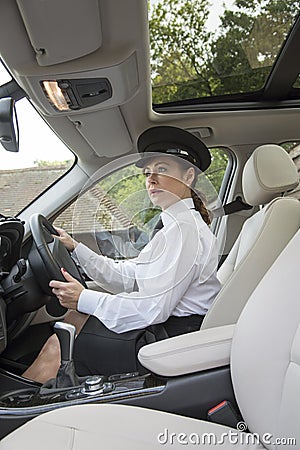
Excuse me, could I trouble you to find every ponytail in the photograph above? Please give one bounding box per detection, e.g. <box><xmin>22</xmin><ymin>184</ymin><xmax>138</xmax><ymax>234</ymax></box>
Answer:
<box><xmin>191</xmin><ymin>189</ymin><xmax>211</xmax><ymax>225</ymax></box>
<box><xmin>177</xmin><ymin>158</ymin><xmax>211</xmax><ymax>225</ymax></box>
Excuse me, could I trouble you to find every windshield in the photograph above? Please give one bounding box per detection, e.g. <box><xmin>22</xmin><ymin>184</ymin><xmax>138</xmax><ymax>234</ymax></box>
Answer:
<box><xmin>149</xmin><ymin>0</ymin><xmax>299</xmax><ymax>105</ymax></box>
<box><xmin>0</xmin><ymin>62</ymin><xmax>74</xmax><ymax>216</ymax></box>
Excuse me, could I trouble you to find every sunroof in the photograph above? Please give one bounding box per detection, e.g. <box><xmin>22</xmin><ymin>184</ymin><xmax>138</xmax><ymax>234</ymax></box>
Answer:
<box><xmin>149</xmin><ymin>0</ymin><xmax>298</xmax><ymax>105</ymax></box>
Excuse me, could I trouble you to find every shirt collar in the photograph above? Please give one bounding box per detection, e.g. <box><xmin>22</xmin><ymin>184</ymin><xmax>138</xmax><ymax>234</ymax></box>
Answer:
<box><xmin>161</xmin><ymin>198</ymin><xmax>195</xmax><ymax>227</ymax></box>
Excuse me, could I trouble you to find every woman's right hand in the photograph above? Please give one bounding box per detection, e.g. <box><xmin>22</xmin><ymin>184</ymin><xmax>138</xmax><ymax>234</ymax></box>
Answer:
<box><xmin>54</xmin><ymin>227</ymin><xmax>78</xmax><ymax>252</ymax></box>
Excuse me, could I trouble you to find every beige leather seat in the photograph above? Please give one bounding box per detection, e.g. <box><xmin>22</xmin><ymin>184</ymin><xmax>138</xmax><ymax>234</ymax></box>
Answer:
<box><xmin>2</xmin><ymin>220</ymin><xmax>300</xmax><ymax>449</ymax></box>
<box><xmin>202</xmin><ymin>143</ymin><xmax>300</xmax><ymax>330</ymax></box>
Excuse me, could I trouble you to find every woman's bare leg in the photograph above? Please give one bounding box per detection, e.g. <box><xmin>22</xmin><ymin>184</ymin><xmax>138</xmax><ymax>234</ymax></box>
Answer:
<box><xmin>63</xmin><ymin>310</ymin><xmax>89</xmax><ymax>336</ymax></box>
<box><xmin>22</xmin><ymin>334</ymin><xmax>61</xmax><ymax>384</ymax></box>
<box><xmin>22</xmin><ymin>311</ymin><xmax>89</xmax><ymax>383</ymax></box>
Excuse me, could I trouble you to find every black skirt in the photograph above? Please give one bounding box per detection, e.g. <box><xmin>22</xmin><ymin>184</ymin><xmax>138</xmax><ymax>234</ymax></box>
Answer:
<box><xmin>73</xmin><ymin>314</ymin><xmax>205</xmax><ymax>376</ymax></box>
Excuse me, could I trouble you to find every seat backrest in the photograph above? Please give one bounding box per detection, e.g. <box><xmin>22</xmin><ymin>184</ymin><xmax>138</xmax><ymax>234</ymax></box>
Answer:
<box><xmin>202</xmin><ymin>144</ymin><xmax>300</xmax><ymax>330</ymax></box>
<box><xmin>231</xmin><ymin>227</ymin><xmax>300</xmax><ymax>446</ymax></box>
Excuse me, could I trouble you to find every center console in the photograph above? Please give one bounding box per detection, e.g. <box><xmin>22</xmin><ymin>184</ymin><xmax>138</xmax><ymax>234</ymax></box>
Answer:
<box><xmin>0</xmin><ymin>322</ymin><xmax>237</xmax><ymax>440</ymax></box>
<box><xmin>0</xmin><ymin>368</ymin><xmax>166</xmax><ymax>439</ymax></box>
<box><xmin>0</xmin><ymin>371</ymin><xmax>164</xmax><ymax>410</ymax></box>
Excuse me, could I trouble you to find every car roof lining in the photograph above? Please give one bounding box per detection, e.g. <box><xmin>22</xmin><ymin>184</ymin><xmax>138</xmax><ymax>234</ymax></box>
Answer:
<box><xmin>0</xmin><ymin>1</ymin><xmax>300</xmax><ymax>168</ymax></box>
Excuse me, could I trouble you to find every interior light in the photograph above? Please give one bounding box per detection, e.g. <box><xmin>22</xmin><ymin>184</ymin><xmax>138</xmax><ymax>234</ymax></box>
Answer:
<box><xmin>42</xmin><ymin>81</ymin><xmax>70</xmax><ymax>111</ymax></box>
<box><xmin>41</xmin><ymin>78</ymin><xmax>112</xmax><ymax>112</ymax></box>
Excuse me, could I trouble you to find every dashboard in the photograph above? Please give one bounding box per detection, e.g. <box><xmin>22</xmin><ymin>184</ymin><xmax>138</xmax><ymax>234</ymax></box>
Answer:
<box><xmin>0</xmin><ymin>217</ymin><xmax>50</xmax><ymax>351</ymax></box>
<box><xmin>0</xmin><ymin>296</ymin><xmax>5</xmax><ymax>353</ymax></box>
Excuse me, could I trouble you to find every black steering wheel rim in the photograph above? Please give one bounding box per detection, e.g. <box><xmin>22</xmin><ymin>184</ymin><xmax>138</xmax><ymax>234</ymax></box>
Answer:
<box><xmin>29</xmin><ymin>213</ymin><xmax>87</xmax><ymax>316</ymax></box>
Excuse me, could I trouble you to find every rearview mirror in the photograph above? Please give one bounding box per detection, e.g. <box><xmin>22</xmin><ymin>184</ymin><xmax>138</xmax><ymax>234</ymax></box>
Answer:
<box><xmin>0</xmin><ymin>97</ymin><xmax>19</xmax><ymax>152</ymax></box>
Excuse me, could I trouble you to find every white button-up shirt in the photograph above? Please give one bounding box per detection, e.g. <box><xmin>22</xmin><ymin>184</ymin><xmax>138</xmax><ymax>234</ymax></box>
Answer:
<box><xmin>75</xmin><ymin>198</ymin><xmax>221</xmax><ymax>333</ymax></box>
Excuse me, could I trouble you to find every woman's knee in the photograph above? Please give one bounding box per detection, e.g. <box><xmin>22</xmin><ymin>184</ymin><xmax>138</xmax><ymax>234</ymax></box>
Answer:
<box><xmin>63</xmin><ymin>310</ymin><xmax>89</xmax><ymax>335</ymax></box>
<box><xmin>40</xmin><ymin>334</ymin><xmax>61</xmax><ymax>359</ymax></box>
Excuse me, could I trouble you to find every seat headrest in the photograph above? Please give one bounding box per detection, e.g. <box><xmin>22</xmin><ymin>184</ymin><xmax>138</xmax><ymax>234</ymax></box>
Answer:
<box><xmin>242</xmin><ymin>144</ymin><xmax>299</xmax><ymax>206</ymax></box>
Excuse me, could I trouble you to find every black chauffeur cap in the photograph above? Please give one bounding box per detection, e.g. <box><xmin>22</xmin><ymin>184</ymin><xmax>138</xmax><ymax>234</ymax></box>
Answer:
<box><xmin>136</xmin><ymin>126</ymin><xmax>211</xmax><ymax>172</ymax></box>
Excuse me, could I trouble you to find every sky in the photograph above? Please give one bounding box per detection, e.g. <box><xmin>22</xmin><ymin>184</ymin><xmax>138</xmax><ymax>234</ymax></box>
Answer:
<box><xmin>0</xmin><ymin>67</ymin><xmax>73</xmax><ymax>170</ymax></box>
<box><xmin>149</xmin><ymin>0</ymin><xmax>235</xmax><ymax>30</ymax></box>
<box><xmin>0</xmin><ymin>0</ymin><xmax>234</xmax><ymax>170</ymax></box>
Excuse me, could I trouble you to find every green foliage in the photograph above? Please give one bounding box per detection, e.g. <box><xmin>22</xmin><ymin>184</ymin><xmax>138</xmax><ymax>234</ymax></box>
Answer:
<box><xmin>281</xmin><ymin>141</ymin><xmax>300</xmax><ymax>153</ymax></box>
<box><xmin>97</xmin><ymin>165</ymin><xmax>160</xmax><ymax>228</ymax></box>
<box><xmin>97</xmin><ymin>151</ymin><xmax>228</xmax><ymax>226</ymax></box>
<box><xmin>34</xmin><ymin>159</ymin><xmax>72</xmax><ymax>168</ymax></box>
<box><xmin>206</xmin><ymin>148</ymin><xmax>229</xmax><ymax>193</ymax></box>
<box><xmin>211</xmin><ymin>0</ymin><xmax>299</xmax><ymax>95</ymax></box>
<box><xmin>99</xmin><ymin>165</ymin><xmax>144</xmax><ymax>204</ymax></box>
<box><xmin>149</xmin><ymin>0</ymin><xmax>300</xmax><ymax>103</ymax></box>
<box><xmin>145</xmin><ymin>0</ymin><xmax>298</xmax><ymax>196</ymax></box>
<box><xmin>149</xmin><ymin>0</ymin><xmax>214</xmax><ymax>102</ymax></box>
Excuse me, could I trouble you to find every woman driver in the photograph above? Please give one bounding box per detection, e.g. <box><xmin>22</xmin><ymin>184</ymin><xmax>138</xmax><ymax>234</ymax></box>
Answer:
<box><xmin>23</xmin><ymin>126</ymin><xmax>221</xmax><ymax>382</ymax></box>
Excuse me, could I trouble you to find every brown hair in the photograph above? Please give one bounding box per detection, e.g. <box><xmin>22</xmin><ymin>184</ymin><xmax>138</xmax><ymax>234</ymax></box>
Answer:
<box><xmin>191</xmin><ymin>188</ymin><xmax>211</xmax><ymax>225</ymax></box>
<box><xmin>177</xmin><ymin>158</ymin><xmax>211</xmax><ymax>225</ymax></box>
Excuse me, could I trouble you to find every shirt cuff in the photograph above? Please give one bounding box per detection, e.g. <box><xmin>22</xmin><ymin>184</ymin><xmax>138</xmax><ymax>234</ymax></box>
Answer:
<box><xmin>77</xmin><ymin>288</ymin><xmax>103</xmax><ymax>316</ymax></box>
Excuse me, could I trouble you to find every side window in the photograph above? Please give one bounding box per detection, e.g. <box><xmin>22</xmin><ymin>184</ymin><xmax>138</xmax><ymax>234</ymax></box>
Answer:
<box><xmin>282</xmin><ymin>142</ymin><xmax>300</xmax><ymax>200</ymax></box>
<box><xmin>54</xmin><ymin>148</ymin><xmax>230</xmax><ymax>259</ymax></box>
<box><xmin>206</xmin><ymin>148</ymin><xmax>230</xmax><ymax>194</ymax></box>
<box><xmin>54</xmin><ymin>164</ymin><xmax>158</xmax><ymax>259</ymax></box>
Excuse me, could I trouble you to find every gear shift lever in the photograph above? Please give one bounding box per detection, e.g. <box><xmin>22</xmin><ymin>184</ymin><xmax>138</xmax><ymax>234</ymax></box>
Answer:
<box><xmin>54</xmin><ymin>322</ymin><xmax>76</xmax><ymax>362</ymax></box>
<box><xmin>53</xmin><ymin>322</ymin><xmax>80</xmax><ymax>387</ymax></box>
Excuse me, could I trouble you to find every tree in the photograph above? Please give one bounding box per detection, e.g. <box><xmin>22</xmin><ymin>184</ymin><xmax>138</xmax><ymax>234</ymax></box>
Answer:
<box><xmin>149</xmin><ymin>0</ymin><xmax>215</xmax><ymax>103</ymax></box>
<box><xmin>206</xmin><ymin>148</ymin><xmax>229</xmax><ymax>194</ymax></box>
<box><xmin>149</xmin><ymin>0</ymin><xmax>300</xmax><ymax>103</ymax></box>
<box><xmin>34</xmin><ymin>159</ymin><xmax>73</xmax><ymax>168</ymax></box>
<box><xmin>97</xmin><ymin>165</ymin><xmax>160</xmax><ymax>228</ymax></box>
<box><xmin>212</xmin><ymin>0</ymin><xmax>300</xmax><ymax>95</ymax></box>
<box><xmin>148</xmin><ymin>0</ymin><xmax>298</xmax><ymax>192</ymax></box>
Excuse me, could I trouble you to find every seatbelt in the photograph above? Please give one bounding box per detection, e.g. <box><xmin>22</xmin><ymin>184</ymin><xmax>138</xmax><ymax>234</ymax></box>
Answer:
<box><xmin>207</xmin><ymin>400</ymin><xmax>243</xmax><ymax>428</ymax></box>
<box><xmin>213</xmin><ymin>196</ymin><xmax>252</xmax><ymax>218</ymax></box>
<box><xmin>132</xmin><ymin>217</ymin><xmax>164</xmax><ymax>292</ymax></box>
<box><xmin>150</xmin><ymin>217</ymin><xmax>164</xmax><ymax>239</ymax></box>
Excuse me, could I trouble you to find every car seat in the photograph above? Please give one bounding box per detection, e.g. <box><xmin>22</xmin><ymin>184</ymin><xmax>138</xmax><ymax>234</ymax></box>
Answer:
<box><xmin>202</xmin><ymin>143</ymin><xmax>300</xmax><ymax>329</ymax></box>
<box><xmin>2</xmin><ymin>211</ymin><xmax>300</xmax><ymax>449</ymax></box>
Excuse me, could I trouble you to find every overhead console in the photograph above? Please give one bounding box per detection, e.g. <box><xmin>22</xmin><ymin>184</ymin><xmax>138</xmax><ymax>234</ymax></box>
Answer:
<box><xmin>41</xmin><ymin>78</ymin><xmax>112</xmax><ymax>111</ymax></box>
<box><xmin>16</xmin><ymin>0</ymin><xmax>102</xmax><ymax>66</ymax></box>
<box><xmin>15</xmin><ymin>0</ymin><xmax>137</xmax><ymax>114</ymax></box>
<box><xmin>20</xmin><ymin>53</ymin><xmax>139</xmax><ymax>116</ymax></box>
<box><xmin>0</xmin><ymin>0</ymin><xmax>146</xmax><ymax>158</ymax></box>
<box><xmin>0</xmin><ymin>0</ymin><xmax>142</xmax><ymax>116</ymax></box>
<box><xmin>16</xmin><ymin>52</ymin><xmax>139</xmax><ymax>158</ymax></box>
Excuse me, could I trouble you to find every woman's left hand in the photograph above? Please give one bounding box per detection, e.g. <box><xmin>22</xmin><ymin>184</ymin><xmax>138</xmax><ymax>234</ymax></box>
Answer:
<box><xmin>49</xmin><ymin>268</ymin><xmax>84</xmax><ymax>310</ymax></box>
<box><xmin>53</xmin><ymin>227</ymin><xmax>78</xmax><ymax>252</ymax></box>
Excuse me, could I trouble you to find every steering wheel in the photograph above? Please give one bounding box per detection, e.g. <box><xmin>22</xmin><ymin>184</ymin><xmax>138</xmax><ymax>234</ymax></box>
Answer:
<box><xmin>29</xmin><ymin>213</ymin><xmax>87</xmax><ymax>316</ymax></box>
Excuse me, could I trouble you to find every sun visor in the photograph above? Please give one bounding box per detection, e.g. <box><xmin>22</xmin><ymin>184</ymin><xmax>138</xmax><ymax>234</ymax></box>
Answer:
<box><xmin>68</xmin><ymin>108</ymin><xmax>133</xmax><ymax>157</ymax></box>
<box><xmin>16</xmin><ymin>0</ymin><xmax>102</xmax><ymax>66</ymax></box>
